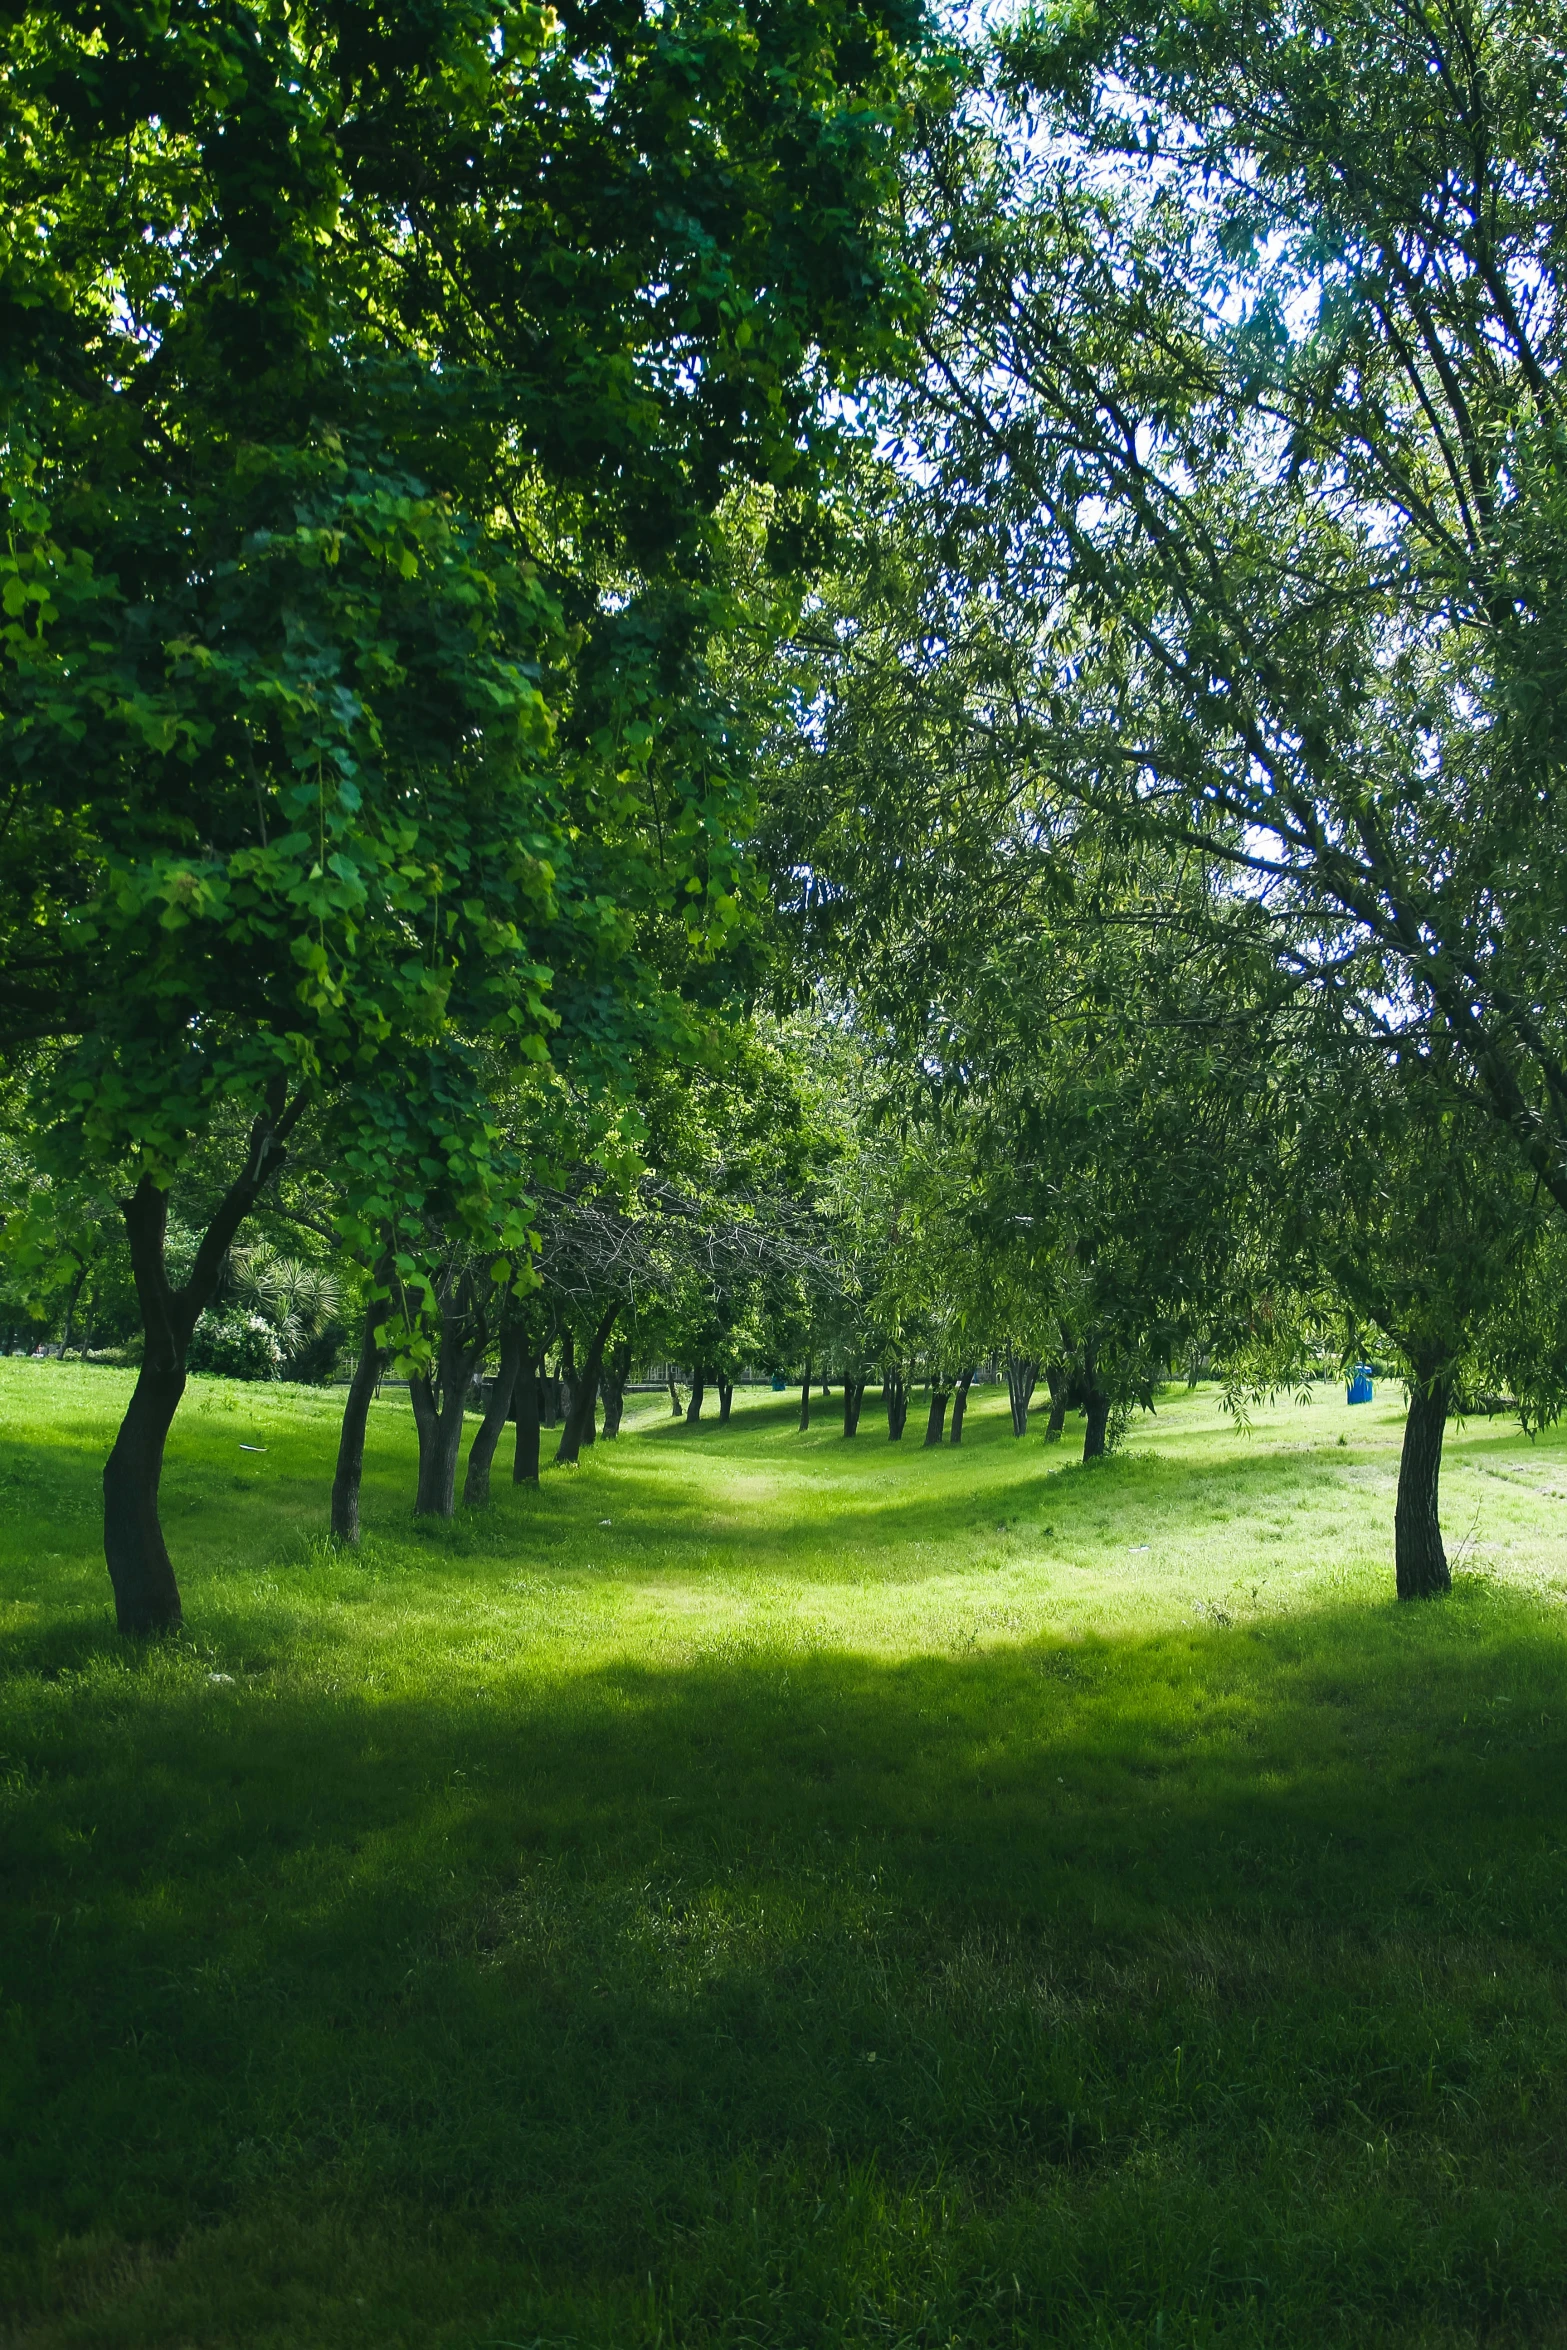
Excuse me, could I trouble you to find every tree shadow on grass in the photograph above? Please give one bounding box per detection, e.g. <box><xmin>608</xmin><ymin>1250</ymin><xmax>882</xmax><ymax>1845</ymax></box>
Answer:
<box><xmin>0</xmin><ymin>1414</ymin><xmax>1534</xmax><ymax>1652</ymax></box>
<box><xmin>520</xmin><ymin>1438</ymin><xmax>1393</xmax><ymax>1571</ymax></box>
<box><xmin>6</xmin><ymin>1581</ymin><xmax>1567</xmax><ymax>2347</ymax></box>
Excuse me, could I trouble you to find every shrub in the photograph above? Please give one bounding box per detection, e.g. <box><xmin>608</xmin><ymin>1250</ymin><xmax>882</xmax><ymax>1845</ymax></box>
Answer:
<box><xmin>188</xmin><ymin>1311</ymin><xmax>284</xmax><ymax>1381</ymax></box>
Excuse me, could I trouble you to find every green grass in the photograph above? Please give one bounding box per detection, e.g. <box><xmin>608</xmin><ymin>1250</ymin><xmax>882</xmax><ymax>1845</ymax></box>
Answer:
<box><xmin>4</xmin><ymin>1364</ymin><xmax>1567</xmax><ymax>2348</ymax></box>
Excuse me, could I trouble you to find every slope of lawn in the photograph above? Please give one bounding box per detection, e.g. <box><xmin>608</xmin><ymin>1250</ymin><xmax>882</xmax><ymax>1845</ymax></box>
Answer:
<box><xmin>4</xmin><ymin>1362</ymin><xmax>1567</xmax><ymax>2348</ymax></box>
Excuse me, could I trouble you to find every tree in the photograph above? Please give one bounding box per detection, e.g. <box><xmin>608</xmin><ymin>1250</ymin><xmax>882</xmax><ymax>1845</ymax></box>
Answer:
<box><xmin>898</xmin><ymin>0</ymin><xmax>1567</xmax><ymax>1221</ymax></box>
<box><xmin>0</xmin><ymin>0</ymin><xmax>939</xmax><ymax>1629</ymax></box>
<box><xmin>1249</xmin><ymin>1038</ymin><xmax>1567</xmax><ymax>1598</ymax></box>
<box><xmin>761</xmin><ymin>487</ymin><xmax>1291</xmax><ymax>1466</ymax></box>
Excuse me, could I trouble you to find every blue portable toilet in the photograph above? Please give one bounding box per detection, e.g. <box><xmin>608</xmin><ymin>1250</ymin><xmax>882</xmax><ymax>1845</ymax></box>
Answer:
<box><xmin>1347</xmin><ymin>1366</ymin><xmax>1374</xmax><ymax>1405</ymax></box>
<box><xmin>770</xmin><ymin>1372</ymin><xmax>788</xmax><ymax>1392</ymax></box>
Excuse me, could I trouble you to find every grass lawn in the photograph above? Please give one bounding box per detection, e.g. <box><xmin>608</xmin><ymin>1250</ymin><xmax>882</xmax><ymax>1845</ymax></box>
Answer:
<box><xmin>4</xmin><ymin>1364</ymin><xmax>1567</xmax><ymax>2347</ymax></box>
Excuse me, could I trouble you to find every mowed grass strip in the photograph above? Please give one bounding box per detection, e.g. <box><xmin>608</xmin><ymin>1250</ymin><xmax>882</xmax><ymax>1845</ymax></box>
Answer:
<box><xmin>4</xmin><ymin>1363</ymin><xmax>1567</xmax><ymax>2348</ymax></box>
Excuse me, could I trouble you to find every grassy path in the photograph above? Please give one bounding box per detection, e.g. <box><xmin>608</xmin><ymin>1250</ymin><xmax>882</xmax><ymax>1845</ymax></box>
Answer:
<box><xmin>4</xmin><ymin>1366</ymin><xmax>1567</xmax><ymax>2346</ymax></box>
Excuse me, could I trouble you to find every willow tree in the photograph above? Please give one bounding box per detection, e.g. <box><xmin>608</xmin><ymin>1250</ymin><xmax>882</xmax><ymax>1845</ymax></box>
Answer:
<box><xmin>901</xmin><ymin>0</ymin><xmax>1567</xmax><ymax>1213</ymax></box>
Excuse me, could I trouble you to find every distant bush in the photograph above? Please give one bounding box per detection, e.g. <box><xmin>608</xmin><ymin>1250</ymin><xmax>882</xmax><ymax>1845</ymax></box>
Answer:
<box><xmin>188</xmin><ymin>1311</ymin><xmax>285</xmax><ymax>1381</ymax></box>
<box><xmin>227</xmin><ymin>1246</ymin><xmax>346</xmax><ymax>1382</ymax></box>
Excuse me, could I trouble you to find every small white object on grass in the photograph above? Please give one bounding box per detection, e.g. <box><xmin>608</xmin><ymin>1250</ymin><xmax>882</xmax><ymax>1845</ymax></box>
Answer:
<box><xmin>599</xmin><ymin>1518</ymin><xmax>612</xmax><ymax>1526</ymax></box>
<box><xmin>208</xmin><ymin>1672</ymin><xmax>235</xmax><ymax>1685</ymax></box>
<box><xmin>239</xmin><ymin>1444</ymin><xmax>266</xmax><ymax>1453</ymax></box>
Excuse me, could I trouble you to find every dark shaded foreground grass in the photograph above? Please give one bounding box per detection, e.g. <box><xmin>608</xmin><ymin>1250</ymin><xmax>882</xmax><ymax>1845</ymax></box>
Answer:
<box><xmin>4</xmin><ymin>1365</ymin><xmax>1567</xmax><ymax>2347</ymax></box>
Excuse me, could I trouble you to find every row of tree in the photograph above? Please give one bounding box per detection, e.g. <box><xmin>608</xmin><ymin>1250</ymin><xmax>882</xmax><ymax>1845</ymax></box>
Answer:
<box><xmin>4</xmin><ymin>0</ymin><xmax>1567</xmax><ymax>1620</ymax></box>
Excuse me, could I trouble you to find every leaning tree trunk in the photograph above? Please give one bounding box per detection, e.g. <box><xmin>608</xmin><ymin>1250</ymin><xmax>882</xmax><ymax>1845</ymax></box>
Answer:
<box><xmin>103</xmin><ymin>1355</ymin><xmax>188</xmax><ymax>1635</ymax></box>
<box><xmin>1044</xmin><ymin>1363</ymin><xmax>1069</xmax><ymax>1443</ymax></box>
<box><xmin>600</xmin><ymin>1339</ymin><xmax>632</xmax><ymax>1439</ymax></box>
<box><xmin>885</xmin><ymin>1371</ymin><xmax>908</xmax><ymax>1441</ymax></box>
<box><xmin>556</xmin><ymin>1302</ymin><xmax>619</xmax><ymax>1466</ymax></box>
<box><xmin>799</xmin><ymin>1359</ymin><xmax>813</xmax><ymax>1433</ymax></box>
<box><xmin>463</xmin><ymin>1322</ymin><xmax>526</xmax><ymax>1507</ymax></box>
<box><xmin>331</xmin><ymin>1282</ymin><xmax>390</xmax><ymax>1543</ymax></box>
<box><xmin>667</xmin><ymin>1374</ymin><xmax>683</xmax><ymax>1416</ymax></box>
<box><xmin>924</xmin><ymin>1387</ymin><xmax>951</xmax><ymax>1445</ymax></box>
<box><xmin>1004</xmin><ymin>1353</ymin><xmax>1039</xmax><ymax>1438</ymax></box>
<box><xmin>513</xmin><ymin>1351</ymin><xmax>543</xmax><ymax>1485</ymax></box>
<box><xmin>103</xmin><ymin>1094</ymin><xmax>300</xmax><ymax>1632</ymax></box>
<box><xmin>718</xmin><ymin>1380</ymin><xmax>734</xmax><ymax>1424</ymax></box>
<box><xmin>949</xmin><ymin>1369</ymin><xmax>974</xmax><ymax>1445</ymax></box>
<box><xmin>842</xmin><ymin>1378</ymin><xmax>865</xmax><ymax>1438</ymax></box>
<box><xmin>1396</xmin><ymin>1371</ymin><xmax>1452</xmax><ymax>1600</ymax></box>
<box><xmin>686</xmin><ymin>1369</ymin><xmax>707</xmax><ymax>1426</ymax></box>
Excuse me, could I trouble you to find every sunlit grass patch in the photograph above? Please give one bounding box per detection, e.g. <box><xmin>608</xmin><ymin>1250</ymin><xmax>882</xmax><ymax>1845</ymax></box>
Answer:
<box><xmin>4</xmin><ymin>1365</ymin><xmax>1567</xmax><ymax>2345</ymax></box>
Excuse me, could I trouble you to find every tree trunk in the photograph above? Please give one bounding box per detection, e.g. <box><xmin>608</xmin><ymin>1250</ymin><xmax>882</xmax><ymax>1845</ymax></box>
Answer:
<box><xmin>885</xmin><ymin>1371</ymin><xmax>908</xmax><ymax>1441</ymax></box>
<box><xmin>842</xmin><ymin>1378</ymin><xmax>865</xmax><ymax>1438</ymax></box>
<box><xmin>557</xmin><ymin>1328</ymin><xmax>576</xmax><ymax>1431</ymax></box>
<box><xmin>410</xmin><ymin>1371</ymin><xmax>470</xmax><ymax>1517</ymax></box>
<box><xmin>1082</xmin><ymin>1392</ymin><xmax>1110</xmax><ymax>1460</ymax></box>
<box><xmin>1004</xmin><ymin>1353</ymin><xmax>1039</xmax><ymax>1438</ymax></box>
<box><xmin>924</xmin><ymin>1387</ymin><xmax>951</xmax><ymax>1445</ymax></box>
<box><xmin>798</xmin><ymin>1358</ymin><xmax>813</xmax><ymax>1432</ymax></box>
<box><xmin>103</xmin><ymin>1362</ymin><xmax>187</xmax><ymax>1635</ymax></box>
<box><xmin>412</xmin><ymin>1271</ymin><xmax>486</xmax><ymax>1518</ymax></box>
<box><xmin>1044</xmin><ymin>1363</ymin><xmax>1069</xmax><ymax>1442</ymax></box>
<box><xmin>513</xmin><ymin>1351</ymin><xmax>543</xmax><ymax>1485</ymax></box>
<box><xmin>949</xmin><ymin>1370</ymin><xmax>974</xmax><ymax>1444</ymax></box>
<box><xmin>463</xmin><ymin>1322</ymin><xmax>525</xmax><ymax>1507</ymax></box>
<box><xmin>331</xmin><ymin>1286</ymin><xmax>388</xmax><ymax>1543</ymax></box>
<box><xmin>686</xmin><ymin>1369</ymin><xmax>707</xmax><ymax>1426</ymax></box>
<box><xmin>1396</xmin><ymin>1372</ymin><xmax>1452</xmax><ymax>1600</ymax></box>
<box><xmin>103</xmin><ymin>1093</ymin><xmax>301</xmax><ymax>1633</ymax></box>
<box><xmin>718</xmin><ymin>1381</ymin><xmax>733</xmax><ymax>1424</ymax></box>
<box><xmin>600</xmin><ymin>1339</ymin><xmax>632</xmax><ymax>1439</ymax></box>
<box><xmin>60</xmin><ymin>1262</ymin><xmax>87</xmax><ymax>1357</ymax></box>
<box><xmin>668</xmin><ymin>1374</ymin><xmax>683</xmax><ymax>1416</ymax></box>
<box><xmin>556</xmin><ymin>1302</ymin><xmax>618</xmax><ymax>1465</ymax></box>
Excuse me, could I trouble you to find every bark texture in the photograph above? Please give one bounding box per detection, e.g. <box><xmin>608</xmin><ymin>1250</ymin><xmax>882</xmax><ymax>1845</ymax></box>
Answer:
<box><xmin>923</xmin><ymin>1388</ymin><xmax>951</xmax><ymax>1445</ymax></box>
<box><xmin>1044</xmin><ymin>1363</ymin><xmax>1069</xmax><ymax>1441</ymax></box>
<box><xmin>686</xmin><ymin>1370</ymin><xmax>707</xmax><ymax>1426</ymax></box>
<box><xmin>600</xmin><ymin>1339</ymin><xmax>632</xmax><ymax>1438</ymax></box>
<box><xmin>104</xmin><ymin>1093</ymin><xmax>300</xmax><ymax>1633</ymax></box>
<box><xmin>717</xmin><ymin>1381</ymin><xmax>734</xmax><ymax>1425</ymax></box>
<box><xmin>331</xmin><ymin>1287</ymin><xmax>388</xmax><ymax>1543</ymax></box>
<box><xmin>885</xmin><ymin>1371</ymin><xmax>908</xmax><ymax>1441</ymax></box>
<box><xmin>463</xmin><ymin>1322</ymin><xmax>525</xmax><ymax>1507</ymax></box>
<box><xmin>513</xmin><ymin>1352</ymin><xmax>543</xmax><ymax>1484</ymax></box>
<box><xmin>1004</xmin><ymin>1353</ymin><xmax>1039</xmax><ymax>1437</ymax></box>
<box><xmin>842</xmin><ymin>1378</ymin><xmax>866</xmax><ymax>1438</ymax></box>
<box><xmin>1082</xmin><ymin>1392</ymin><xmax>1111</xmax><ymax>1460</ymax></box>
<box><xmin>949</xmin><ymin>1370</ymin><xmax>974</xmax><ymax>1445</ymax></box>
<box><xmin>556</xmin><ymin>1303</ymin><xmax>618</xmax><ymax>1465</ymax></box>
<box><xmin>411</xmin><ymin>1270</ymin><xmax>487</xmax><ymax>1518</ymax></box>
<box><xmin>102</xmin><ymin>1360</ymin><xmax>187</xmax><ymax>1634</ymax></box>
<box><xmin>1396</xmin><ymin>1371</ymin><xmax>1452</xmax><ymax>1599</ymax></box>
